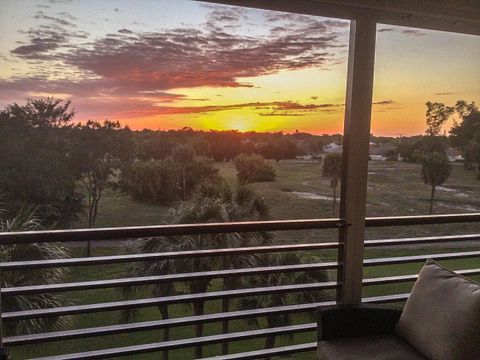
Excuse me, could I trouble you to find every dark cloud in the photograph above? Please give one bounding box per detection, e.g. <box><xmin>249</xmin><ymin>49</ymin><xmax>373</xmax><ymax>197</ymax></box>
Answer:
<box><xmin>106</xmin><ymin>100</ymin><xmax>343</xmax><ymax>119</ymax></box>
<box><xmin>11</xmin><ymin>10</ymin><xmax>87</xmax><ymax>60</ymax></box>
<box><xmin>208</xmin><ymin>7</ymin><xmax>245</xmax><ymax>24</ymax></box>
<box><xmin>11</xmin><ymin>29</ymin><xmax>68</xmax><ymax>58</ymax></box>
<box><xmin>34</xmin><ymin>11</ymin><xmax>76</xmax><ymax>27</ymax></box>
<box><xmin>434</xmin><ymin>92</ymin><xmax>455</xmax><ymax>95</ymax></box>
<box><xmin>378</xmin><ymin>27</ymin><xmax>394</xmax><ymax>32</ymax></box>
<box><xmin>258</xmin><ymin>102</ymin><xmax>342</xmax><ymax>116</ymax></box>
<box><xmin>373</xmin><ymin>100</ymin><xmax>395</xmax><ymax>105</ymax></box>
<box><xmin>6</xmin><ymin>6</ymin><xmax>349</xmax><ymax>121</ymax></box>
<box><xmin>52</xmin><ymin>19</ymin><xmax>342</xmax><ymax>92</ymax></box>
<box><xmin>57</xmin><ymin>11</ymin><xmax>77</xmax><ymax>21</ymax></box>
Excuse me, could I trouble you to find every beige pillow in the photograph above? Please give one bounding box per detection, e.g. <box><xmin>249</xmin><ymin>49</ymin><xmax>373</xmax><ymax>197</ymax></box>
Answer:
<box><xmin>395</xmin><ymin>259</ymin><xmax>480</xmax><ymax>360</ymax></box>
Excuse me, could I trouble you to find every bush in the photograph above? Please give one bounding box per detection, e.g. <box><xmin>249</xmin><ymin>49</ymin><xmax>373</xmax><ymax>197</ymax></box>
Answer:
<box><xmin>119</xmin><ymin>159</ymin><xmax>178</xmax><ymax>204</ymax></box>
<box><xmin>234</xmin><ymin>153</ymin><xmax>276</xmax><ymax>183</ymax></box>
<box><xmin>120</xmin><ymin>156</ymin><xmax>220</xmax><ymax>205</ymax></box>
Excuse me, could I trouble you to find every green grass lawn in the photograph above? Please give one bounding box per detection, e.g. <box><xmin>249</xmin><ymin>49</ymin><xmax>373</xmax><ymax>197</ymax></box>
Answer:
<box><xmin>9</xmin><ymin>159</ymin><xmax>480</xmax><ymax>359</ymax></box>
<box><xmin>72</xmin><ymin>160</ymin><xmax>480</xmax><ymax>245</ymax></box>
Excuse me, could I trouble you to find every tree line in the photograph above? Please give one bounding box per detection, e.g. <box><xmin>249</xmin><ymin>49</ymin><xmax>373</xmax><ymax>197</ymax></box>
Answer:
<box><xmin>0</xmin><ymin>98</ymin><xmax>337</xmax><ymax>231</ymax></box>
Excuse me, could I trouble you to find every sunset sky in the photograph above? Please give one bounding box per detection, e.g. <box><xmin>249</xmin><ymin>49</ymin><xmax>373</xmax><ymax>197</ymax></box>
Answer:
<box><xmin>0</xmin><ymin>0</ymin><xmax>479</xmax><ymax>136</ymax></box>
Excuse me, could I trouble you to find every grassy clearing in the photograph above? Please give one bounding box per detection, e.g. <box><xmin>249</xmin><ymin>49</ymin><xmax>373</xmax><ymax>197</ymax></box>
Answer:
<box><xmin>73</xmin><ymin>160</ymin><xmax>480</xmax><ymax>244</ymax></box>
<box><xmin>10</xmin><ymin>160</ymin><xmax>480</xmax><ymax>358</ymax></box>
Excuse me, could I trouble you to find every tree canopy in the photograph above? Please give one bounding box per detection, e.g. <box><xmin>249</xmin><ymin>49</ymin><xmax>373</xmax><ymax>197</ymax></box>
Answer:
<box><xmin>0</xmin><ymin>98</ymin><xmax>81</xmax><ymax>225</ymax></box>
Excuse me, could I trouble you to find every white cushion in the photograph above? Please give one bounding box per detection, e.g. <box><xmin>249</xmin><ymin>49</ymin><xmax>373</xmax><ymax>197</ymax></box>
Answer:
<box><xmin>395</xmin><ymin>259</ymin><xmax>480</xmax><ymax>360</ymax></box>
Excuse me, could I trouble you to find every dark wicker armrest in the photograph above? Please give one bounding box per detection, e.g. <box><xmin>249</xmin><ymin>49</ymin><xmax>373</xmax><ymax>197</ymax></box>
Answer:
<box><xmin>317</xmin><ymin>304</ymin><xmax>402</xmax><ymax>340</ymax></box>
<box><xmin>0</xmin><ymin>348</ymin><xmax>10</xmax><ymax>360</ymax></box>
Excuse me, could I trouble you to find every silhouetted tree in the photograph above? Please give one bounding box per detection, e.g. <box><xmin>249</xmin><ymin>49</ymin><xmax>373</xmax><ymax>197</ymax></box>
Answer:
<box><xmin>71</xmin><ymin>120</ymin><xmax>134</xmax><ymax>255</ymax></box>
<box><xmin>322</xmin><ymin>153</ymin><xmax>342</xmax><ymax>215</ymax></box>
<box><xmin>450</xmin><ymin>101</ymin><xmax>480</xmax><ymax>174</ymax></box>
<box><xmin>172</xmin><ymin>144</ymin><xmax>196</xmax><ymax>200</ymax></box>
<box><xmin>0</xmin><ymin>98</ymin><xmax>82</xmax><ymax>226</ymax></box>
<box><xmin>421</xmin><ymin>152</ymin><xmax>451</xmax><ymax>214</ymax></box>
<box><xmin>207</xmin><ymin>130</ymin><xmax>243</xmax><ymax>161</ymax></box>
<box><xmin>454</xmin><ymin>100</ymin><xmax>478</xmax><ymax>119</ymax></box>
<box><xmin>425</xmin><ymin>101</ymin><xmax>454</xmax><ymax>136</ymax></box>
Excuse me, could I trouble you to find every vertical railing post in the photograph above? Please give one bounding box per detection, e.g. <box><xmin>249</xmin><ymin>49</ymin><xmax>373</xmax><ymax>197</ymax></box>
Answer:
<box><xmin>337</xmin><ymin>13</ymin><xmax>377</xmax><ymax>305</ymax></box>
<box><xmin>0</xmin><ymin>267</ymin><xmax>8</xmax><ymax>360</ymax></box>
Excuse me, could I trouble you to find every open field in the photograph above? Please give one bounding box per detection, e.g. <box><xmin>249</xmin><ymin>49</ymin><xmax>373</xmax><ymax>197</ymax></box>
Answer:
<box><xmin>10</xmin><ymin>160</ymin><xmax>479</xmax><ymax>359</ymax></box>
<box><xmin>73</xmin><ymin>159</ymin><xmax>480</xmax><ymax>245</ymax></box>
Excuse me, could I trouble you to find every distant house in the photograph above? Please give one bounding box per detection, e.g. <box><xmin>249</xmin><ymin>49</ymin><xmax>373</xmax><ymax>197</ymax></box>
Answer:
<box><xmin>446</xmin><ymin>147</ymin><xmax>463</xmax><ymax>162</ymax></box>
<box><xmin>324</xmin><ymin>142</ymin><xmax>343</xmax><ymax>153</ymax></box>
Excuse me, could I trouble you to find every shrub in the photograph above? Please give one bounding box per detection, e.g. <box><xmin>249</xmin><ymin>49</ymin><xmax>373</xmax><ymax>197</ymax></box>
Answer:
<box><xmin>234</xmin><ymin>153</ymin><xmax>276</xmax><ymax>183</ymax></box>
<box><xmin>119</xmin><ymin>159</ymin><xmax>178</xmax><ymax>204</ymax></box>
<box><xmin>120</xmin><ymin>156</ymin><xmax>220</xmax><ymax>205</ymax></box>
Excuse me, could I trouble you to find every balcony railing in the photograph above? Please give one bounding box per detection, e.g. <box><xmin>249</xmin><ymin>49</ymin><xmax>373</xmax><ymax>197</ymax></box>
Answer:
<box><xmin>1</xmin><ymin>213</ymin><xmax>479</xmax><ymax>359</ymax></box>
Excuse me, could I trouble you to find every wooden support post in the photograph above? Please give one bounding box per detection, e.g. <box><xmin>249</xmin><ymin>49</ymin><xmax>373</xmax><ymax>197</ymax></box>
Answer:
<box><xmin>337</xmin><ymin>13</ymin><xmax>377</xmax><ymax>305</ymax></box>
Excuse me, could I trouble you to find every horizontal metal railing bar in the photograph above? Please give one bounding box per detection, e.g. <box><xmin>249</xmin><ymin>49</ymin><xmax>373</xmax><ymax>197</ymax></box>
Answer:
<box><xmin>1</xmin><ymin>213</ymin><xmax>479</xmax><ymax>246</ymax></box>
<box><xmin>199</xmin><ymin>342</ymin><xmax>317</xmax><ymax>360</ymax></box>
<box><xmin>362</xmin><ymin>269</ymin><xmax>480</xmax><ymax>304</ymax></box>
<box><xmin>25</xmin><ymin>291</ymin><xmax>438</xmax><ymax>359</ymax></box>
<box><xmin>3</xmin><ymin>301</ymin><xmax>335</xmax><ymax>346</ymax></box>
<box><xmin>365</xmin><ymin>213</ymin><xmax>480</xmax><ymax>227</ymax></box>
<box><xmin>0</xmin><ymin>218</ymin><xmax>344</xmax><ymax>245</ymax></box>
<box><xmin>9</xmin><ymin>259</ymin><xmax>478</xmax><ymax>297</ymax></box>
<box><xmin>31</xmin><ymin>323</ymin><xmax>317</xmax><ymax>360</ymax></box>
<box><xmin>364</xmin><ymin>233</ymin><xmax>480</xmax><ymax>247</ymax></box>
<box><xmin>363</xmin><ymin>250</ymin><xmax>480</xmax><ymax>266</ymax></box>
<box><xmin>363</xmin><ymin>293</ymin><xmax>410</xmax><ymax>303</ymax></box>
<box><xmin>3</xmin><ymin>252</ymin><xmax>477</xmax><ymax>319</ymax></box>
<box><xmin>8</xmin><ymin>266</ymin><xmax>480</xmax><ymax>345</ymax></box>
<box><xmin>2</xmin><ymin>281</ymin><xmax>338</xmax><ymax>321</ymax></box>
<box><xmin>362</xmin><ymin>268</ymin><xmax>480</xmax><ymax>286</ymax></box>
<box><xmin>2</xmin><ymin>262</ymin><xmax>339</xmax><ymax>296</ymax></box>
<box><xmin>0</xmin><ymin>242</ymin><xmax>339</xmax><ymax>271</ymax></box>
<box><xmin>2</xmin><ymin>233</ymin><xmax>479</xmax><ymax>271</ymax></box>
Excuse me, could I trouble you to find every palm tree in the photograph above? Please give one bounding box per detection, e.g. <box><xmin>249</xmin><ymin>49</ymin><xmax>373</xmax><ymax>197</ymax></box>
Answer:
<box><xmin>120</xmin><ymin>237</ymin><xmax>181</xmax><ymax>360</ymax></box>
<box><xmin>238</xmin><ymin>252</ymin><xmax>333</xmax><ymax>359</ymax></box>
<box><xmin>0</xmin><ymin>204</ymin><xmax>72</xmax><ymax>338</ymax></box>
<box><xmin>121</xmin><ymin>183</ymin><xmax>271</xmax><ymax>358</ymax></box>
<box><xmin>206</xmin><ymin>184</ymin><xmax>272</xmax><ymax>355</ymax></box>
<box><xmin>322</xmin><ymin>153</ymin><xmax>342</xmax><ymax>216</ymax></box>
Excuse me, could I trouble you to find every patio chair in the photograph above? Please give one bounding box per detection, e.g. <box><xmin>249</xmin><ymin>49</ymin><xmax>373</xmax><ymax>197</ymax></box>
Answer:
<box><xmin>317</xmin><ymin>259</ymin><xmax>480</xmax><ymax>360</ymax></box>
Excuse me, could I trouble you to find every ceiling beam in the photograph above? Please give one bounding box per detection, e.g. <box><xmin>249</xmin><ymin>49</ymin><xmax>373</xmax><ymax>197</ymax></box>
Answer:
<box><xmin>201</xmin><ymin>0</ymin><xmax>480</xmax><ymax>36</ymax></box>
